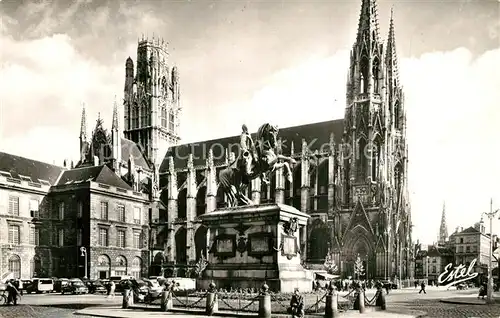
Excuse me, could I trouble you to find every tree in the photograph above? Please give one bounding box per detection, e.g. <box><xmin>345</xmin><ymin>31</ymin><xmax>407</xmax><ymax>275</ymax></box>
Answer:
<box><xmin>354</xmin><ymin>255</ymin><xmax>365</xmax><ymax>280</ymax></box>
<box><xmin>323</xmin><ymin>249</ymin><xmax>338</xmax><ymax>274</ymax></box>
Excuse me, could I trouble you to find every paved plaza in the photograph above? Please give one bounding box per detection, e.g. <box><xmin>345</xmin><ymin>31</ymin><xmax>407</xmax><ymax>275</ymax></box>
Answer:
<box><xmin>1</xmin><ymin>287</ymin><xmax>500</xmax><ymax>318</ymax></box>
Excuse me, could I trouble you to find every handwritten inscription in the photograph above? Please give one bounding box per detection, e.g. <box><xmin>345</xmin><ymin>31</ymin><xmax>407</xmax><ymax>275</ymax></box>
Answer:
<box><xmin>438</xmin><ymin>258</ymin><xmax>478</xmax><ymax>288</ymax></box>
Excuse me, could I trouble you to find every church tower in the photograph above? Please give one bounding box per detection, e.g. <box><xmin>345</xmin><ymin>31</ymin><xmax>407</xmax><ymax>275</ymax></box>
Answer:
<box><xmin>438</xmin><ymin>202</ymin><xmax>448</xmax><ymax>245</ymax></box>
<box><xmin>338</xmin><ymin>0</ymin><xmax>411</xmax><ymax>280</ymax></box>
<box><xmin>123</xmin><ymin>37</ymin><xmax>181</xmax><ymax>168</ymax></box>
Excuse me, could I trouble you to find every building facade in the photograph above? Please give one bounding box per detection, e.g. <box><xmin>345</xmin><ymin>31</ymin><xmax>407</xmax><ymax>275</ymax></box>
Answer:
<box><xmin>449</xmin><ymin>223</ymin><xmax>491</xmax><ymax>277</ymax></box>
<box><xmin>0</xmin><ymin>153</ymin><xmax>151</xmax><ymax>280</ymax></box>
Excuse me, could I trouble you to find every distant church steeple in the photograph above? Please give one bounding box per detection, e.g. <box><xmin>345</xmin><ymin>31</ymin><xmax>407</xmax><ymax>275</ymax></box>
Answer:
<box><xmin>438</xmin><ymin>202</ymin><xmax>448</xmax><ymax>245</ymax></box>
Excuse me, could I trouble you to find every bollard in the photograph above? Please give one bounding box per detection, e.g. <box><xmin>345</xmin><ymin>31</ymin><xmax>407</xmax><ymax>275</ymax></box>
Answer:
<box><xmin>122</xmin><ymin>289</ymin><xmax>134</xmax><ymax>309</ymax></box>
<box><xmin>358</xmin><ymin>289</ymin><xmax>365</xmax><ymax>313</ymax></box>
<box><xmin>324</xmin><ymin>285</ymin><xmax>338</xmax><ymax>318</ymax></box>
<box><xmin>206</xmin><ymin>282</ymin><xmax>218</xmax><ymax>316</ymax></box>
<box><xmin>375</xmin><ymin>288</ymin><xmax>386</xmax><ymax>310</ymax></box>
<box><xmin>160</xmin><ymin>290</ymin><xmax>173</xmax><ymax>311</ymax></box>
<box><xmin>258</xmin><ymin>283</ymin><xmax>271</xmax><ymax>318</ymax></box>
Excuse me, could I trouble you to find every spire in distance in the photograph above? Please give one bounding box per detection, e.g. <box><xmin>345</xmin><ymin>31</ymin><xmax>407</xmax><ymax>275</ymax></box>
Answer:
<box><xmin>80</xmin><ymin>103</ymin><xmax>87</xmax><ymax>140</ymax></box>
<box><xmin>112</xmin><ymin>95</ymin><xmax>119</xmax><ymax>130</ymax></box>
<box><xmin>438</xmin><ymin>202</ymin><xmax>448</xmax><ymax>244</ymax></box>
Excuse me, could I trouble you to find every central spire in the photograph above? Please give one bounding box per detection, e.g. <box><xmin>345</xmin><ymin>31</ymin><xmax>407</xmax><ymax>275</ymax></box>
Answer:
<box><xmin>355</xmin><ymin>0</ymin><xmax>381</xmax><ymax>47</ymax></box>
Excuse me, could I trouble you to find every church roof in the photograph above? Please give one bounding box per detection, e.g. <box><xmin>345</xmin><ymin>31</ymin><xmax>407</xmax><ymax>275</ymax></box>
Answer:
<box><xmin>459</xmin><ymin>226</ymin><xmax>480</xmax><ymax>234</ymax></box>
<box><xmin>121</xmin><ymin>138</ymin><xmax>151</xmax><ymax>170</ymax></box>
<box><xmin>160</xmin><ymin>119</ymin><xmax>344</xmax><ymax>171</ymax></box>
<box><xmin>0</xmin><ymin>151</ymin><xmax>64</xmax><ymax>186</ymax></box>
<box><xmin>56</xmin><ymin>165</ymin><xmax>132</xmax><ymax>190</ymax></box>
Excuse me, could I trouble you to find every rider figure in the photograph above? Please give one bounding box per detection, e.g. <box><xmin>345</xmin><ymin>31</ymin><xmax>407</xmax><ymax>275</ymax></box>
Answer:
<box><xmin>240</xmin><ymin>124</ymin><xmax>270</xmax><ymax>185</ymax></box>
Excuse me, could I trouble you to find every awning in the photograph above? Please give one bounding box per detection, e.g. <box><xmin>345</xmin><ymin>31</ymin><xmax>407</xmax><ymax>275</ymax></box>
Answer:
<box><xmin>315</xmin><ymin>273</ymin><xmax>340</xmax><ymax>280</ymax></box>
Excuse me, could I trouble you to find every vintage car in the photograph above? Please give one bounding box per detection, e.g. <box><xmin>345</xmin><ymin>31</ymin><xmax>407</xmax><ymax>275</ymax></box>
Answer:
<box><xmin>61</xmin><ymin>279</ymin><xmax>88</xmax><ymax>295</ymax></box>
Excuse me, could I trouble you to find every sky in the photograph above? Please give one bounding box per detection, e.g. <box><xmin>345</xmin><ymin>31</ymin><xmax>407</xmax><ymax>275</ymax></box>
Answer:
<box><xmin>0</xmin><ymin>0</ymin><xmax>499</xmax><ymax>246</ymax></box>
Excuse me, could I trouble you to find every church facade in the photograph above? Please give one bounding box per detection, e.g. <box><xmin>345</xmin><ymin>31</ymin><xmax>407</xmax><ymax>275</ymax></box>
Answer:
<box><xmin>148</xmin><ymin>0</ymin><xmax>413</xmax><ymax>280</ymax></box>
<box><xmin>1</xmin><ymin>0</ymin><xmax>413</xmax><ymax>281</ymax></box>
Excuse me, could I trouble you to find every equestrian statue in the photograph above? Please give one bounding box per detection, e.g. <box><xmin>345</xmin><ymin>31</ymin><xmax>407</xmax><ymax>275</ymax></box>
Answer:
<box><xmin>218</xmin><ymin>123</ymin><xmax>296</xmax><ymax>207</ymax></box>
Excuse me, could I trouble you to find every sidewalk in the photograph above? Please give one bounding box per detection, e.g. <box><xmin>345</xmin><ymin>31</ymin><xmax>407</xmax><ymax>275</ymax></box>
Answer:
<box><xmin>74</xmin><ymin>305</ymin><xmax>426</xmax><ymax>318</ymax></box>
<box><xmin>440</xmin><ymin>296</ymin><xmax>500</xmax><ymax>305</ymax></box>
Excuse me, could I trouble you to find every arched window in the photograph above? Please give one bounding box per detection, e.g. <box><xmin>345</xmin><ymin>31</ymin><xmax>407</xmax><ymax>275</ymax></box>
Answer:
<box><xmin>8</xmin><ymin>255</ymin><xmax>21</xmax><ymax>279</ymax></box>
<box><xmin>360</xmin><ymin>56</ymin><xmax>369</xmax><ymax>94</ymax></box>
<box><xmin>372</xmin><ymin>58</ymin><xmax>380</xmax><ymax>93</ymax></box>
<box><xmin>196</xmin><ymin>187</ymin><xmax>207</xmax><ymax>217</ymax></box>
<box><xmin>131</xmin><ymin>257</ymin><xmax>142</xmax><ymax>279</ymax></box>
<box><xmin>98</xmin><ymin>254</ymin><xmax>110</xmax><ymax>266</ymax></box>
<box><xmin>177</xmin><ymin>188</ymin><xmax>187</xmax><ymax>219</ymax></box>
<box><xmin>357</xmin><ymin>138</ymin><xmax>367</xmax><ymax>181</ymax></box>
<box><xmin>394</xmin><ymin>101</ymin><xmax>400</xmax><ymax>129</ymax></box>
<box><xmin>371</xmin><ymin>137</ymin><xmax>382</xmax><ymax>181</ymax></box>
<box><xmin>115</xmin><ymin>255</ymin><xmax>127</xmax><ymax>276</ymax></box>
<box><xmin>116</xmin><ymin>256</ymin><xmax>127</xmax><ymax>267</ymax></box>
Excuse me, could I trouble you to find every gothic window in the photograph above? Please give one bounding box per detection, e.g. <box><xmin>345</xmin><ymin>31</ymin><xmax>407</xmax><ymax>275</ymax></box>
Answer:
<box><xmin>161</xmin><ymin>105</ymin><xmax>167</xmax><ymax>128</ymax></box>
<box><xmin>357</xmin><ymin>138</ymin><xmax>367</xmax><ymax>181</ymax></box>
<box><xmin>371</xmin><ymin>137</ymin><xmax>382</xmax><ymax>180</ymax></box>
<box><xmin>360</xmin><ymin>56</ymin><xmax>369</xmax><ymax>94</ymax></box>
<box><xmin>168</xmin><ymin>112</ymin><xmax>175</xmax><ymax>133</ymax></box>
<box><xmin>133</xmin><ymin>105</ymin><xmax>139</xmax><ymax>129</ymax></box>
<box><xmin>372</xmin><ymin>58</ymin><xmax>380</xmax><ymax>93</ymax></box>
<box><xmin>98</xmin><ymin>255</ymin><xmax>110</xmax><ymax>266</ymax></box>
<box><xmin>394</xmin><ymin>101</ymin><xmax>401</xmax><ymax>129</ymax></box>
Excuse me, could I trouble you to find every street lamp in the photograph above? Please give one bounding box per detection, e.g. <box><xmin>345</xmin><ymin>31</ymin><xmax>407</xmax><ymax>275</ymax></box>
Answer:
<box><xmin>482</xmin><ymin>199</ymin><xmax>499</xmax><ymax>304</ymax></box>
<box><xmin>426</xmin><ymin>256</ymin><xmax>429</xmax><ymax>284</ymax></box>
<box><xmin>80</xmin><ymin>247</ymin><xmax>88</xmax><ymax>279</ymax></box>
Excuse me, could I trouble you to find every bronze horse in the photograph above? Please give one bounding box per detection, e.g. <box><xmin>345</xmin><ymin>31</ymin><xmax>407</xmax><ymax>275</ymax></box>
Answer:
<box><xmin>218</xmin><ymin>123</ymin><xmax>296</xmax><ymax>207</ymax></box>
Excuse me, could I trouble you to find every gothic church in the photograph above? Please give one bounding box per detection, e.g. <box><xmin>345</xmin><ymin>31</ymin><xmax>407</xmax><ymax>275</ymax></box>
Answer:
<box><xmin>78</xmin><ymin>0</ymin><xmax>413</xmax><ymax>280</ymax></box>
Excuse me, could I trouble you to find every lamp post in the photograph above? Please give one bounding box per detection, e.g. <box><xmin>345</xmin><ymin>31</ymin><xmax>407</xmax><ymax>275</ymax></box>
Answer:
<box><xmin>426</xmin><ymin>256</ymin><xmax>429</xmax><ymax>284</ymax></box>
<box><xmin>482</xmin><ymin>199</ymin><xmax>499</xmax><ymax>304</ymax></box>
<box><xmin>80</xmin><ymin>247</ymin><xmax>87</xmax><ymax>279</ymax></box>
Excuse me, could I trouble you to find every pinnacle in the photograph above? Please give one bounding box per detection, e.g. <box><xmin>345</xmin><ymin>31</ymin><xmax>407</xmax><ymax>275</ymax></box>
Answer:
<box><xmin>112</xmin><ymin>96</ymin><xmax>119</xmax><ymax>130</ymax></box>
<box><xmin>80</xmin><ymin>102</ymin><xmax>87</xmax><ymax>139</ymax></box>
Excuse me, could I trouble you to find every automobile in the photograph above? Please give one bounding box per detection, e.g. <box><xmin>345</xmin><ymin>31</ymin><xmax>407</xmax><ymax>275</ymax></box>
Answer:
<box><xmin>54</xmin><ymin>278</ymin><xmax>70</xmax><ymax>293</ymax></box>
<box><xmin>456</xmin><ymin>283</ymin><xmax>468</xmax><ymax>290</ymax></box>
<box><xmin>142</xmin><ymin>278</ymin><xmax>164</xmax><ymax>294</ymax></box>
<box><xmin>26</xmin><ymin>278</ymin><xmax>54</xmax><ymax>294</ymax></box>
<box><xmin>117</xmin><ymin>279</ymin><xmax>149</xmax><ymax>299</ymax></box>
<box><xmin>86</xmin><ymin>280</ymin><xmax>107</xmax><ymax>294</ymax></box>
<box><xmin>381</xmin><ymin>281</ymin><xmax>398</xmax><ymax>289</ymax></box>
<box><xmin>61</xmin><ymin>279</ymin><xmax>88</xmax><ymax>295</ymax></box>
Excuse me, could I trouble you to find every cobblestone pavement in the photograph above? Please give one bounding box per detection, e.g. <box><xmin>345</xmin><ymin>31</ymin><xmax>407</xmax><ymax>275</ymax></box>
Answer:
<box><xmin>1</xmin><ymin>288</ymin><xmax>500</xmax><ymax>318</ymax></box>
<box><xmin>396</xmin><ymin>298</ymin><xmax>500</xmax><ymax>318</ymax></box>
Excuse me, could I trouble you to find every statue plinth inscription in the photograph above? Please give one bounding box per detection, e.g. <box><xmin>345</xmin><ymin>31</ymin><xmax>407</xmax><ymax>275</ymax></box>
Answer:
<box><xmin>198</xmin><ymin>203</ymin><xmax>312</xmax><ymax>292</ymax></box>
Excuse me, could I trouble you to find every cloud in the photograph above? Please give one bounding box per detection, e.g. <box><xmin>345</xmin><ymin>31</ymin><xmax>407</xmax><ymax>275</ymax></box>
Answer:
<box><xmin>0</xmin><ymin>33</ymin><xmax>122</xmax><ymax>164</ymax></box>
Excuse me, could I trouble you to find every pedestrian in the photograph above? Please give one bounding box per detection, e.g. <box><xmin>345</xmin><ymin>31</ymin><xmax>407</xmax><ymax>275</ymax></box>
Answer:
<box><xmin>107</xmin><ymin>281</ymin><xmax>116</xmax><ymax>298</ymax></box>
<box><xmin>6</xmin><ymin>282</ymin><xmax>20</xmax><ymax>305</ymax></box>
<box><xmin>414</xmin><ymin>280</ymin><xmax>418</xmax><ymax>289</ymax></box>
<box><xmin>288</xmin><ymin>288</ymin><xmax>304</xmax><ymax>318</ymax></box>
<box><xmin>385</xmin><ymin>282</ymin><xmax>390</xmax><ymax>295</ymax></box>
<box><xmin>478</xmin><ymin>281</ymin><xmax>487</xmax><ymax>299</ymax></box>
<box><xmin>418</xmin><ymin>281</ymin><xmax>426</xmax><ymax>294</ymax></box>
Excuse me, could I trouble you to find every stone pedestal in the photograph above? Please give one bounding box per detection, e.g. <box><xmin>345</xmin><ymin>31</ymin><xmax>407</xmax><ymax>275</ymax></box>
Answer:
<box><xmin>197</xmin><ymin>203</ymin><xmax>313</xmax><ymax>293</ymax></box>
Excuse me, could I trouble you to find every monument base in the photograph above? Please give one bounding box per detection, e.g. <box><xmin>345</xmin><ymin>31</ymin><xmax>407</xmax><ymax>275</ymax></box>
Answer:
<box><xmin>197</xmin><ymin>203</ymin><xmax>313</xmax><ymax>293</ymax></box>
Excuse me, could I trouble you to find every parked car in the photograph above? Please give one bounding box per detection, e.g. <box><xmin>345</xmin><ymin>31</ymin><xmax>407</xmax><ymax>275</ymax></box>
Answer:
<box><xmin>86</xmin><ymin>280</ymin><xmax>107</xmax><ymax>294</ymax></box>
<box><xmin>381</xmin><ymin>281</ymin><xmax>398</xmax><ymax>289</ymax></box>
<box><xmin>54</xmin><ymin>278</ymin><xmax>70</xmax><ymax>293</ymax></box>
<box><xmin>61</xmin><ymin>279</ymin><xmax>88</xmax><ymax>295</ymax></box>
<box><xmin>26</xmin><ymin>278</ymin><xmax>54</xmax><ymax>294</ymax></box>
<box><xmin>456</xmin><ymin>283</ymin><xmax>468</xmax><ymax>290</ymax></box>
<box><xmin>142</xmin><ymin>278</ymin><xmax>164</xmax><ymax>294</ymax></box>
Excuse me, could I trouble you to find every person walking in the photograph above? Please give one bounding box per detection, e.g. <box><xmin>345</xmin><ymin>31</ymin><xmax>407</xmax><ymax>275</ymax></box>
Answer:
<box><xmin>414</xmin><ymin>280</ymin><xmax>418</xmax><ymax>289</ymax></box>
<box><xmin>288</xmin><ymin>289</ymin><xmax>304</xmax><ymax>318</ymax></box>
<box><xmin>6</xmin><ymin>282</ymin><xmax>20</xmax><ymax>305</ymax></box>
<box><xmin>107</xmin><ymin>281</ymin><xmax>116</xmax><ymax>298</ymax></box>
<box><xmin>419</xmin><ymin>281</ymin><xmax>426</xmax><ymax>294</ymax></box>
